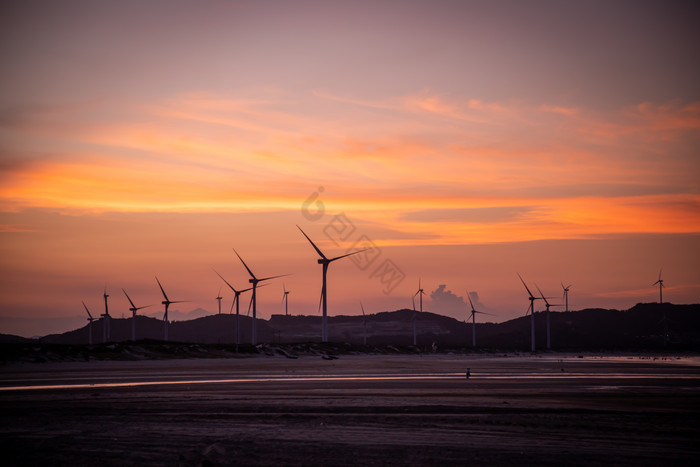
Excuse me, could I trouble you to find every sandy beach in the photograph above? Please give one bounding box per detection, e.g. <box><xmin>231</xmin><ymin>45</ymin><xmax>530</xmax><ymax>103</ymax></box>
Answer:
<box><xmin>2</xmin><ymin>353</ymin><xmax>699</xmax><ymax>466</ymax></box>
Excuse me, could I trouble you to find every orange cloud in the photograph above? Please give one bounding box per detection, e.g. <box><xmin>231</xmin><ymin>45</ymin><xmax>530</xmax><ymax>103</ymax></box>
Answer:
<box><xmin>540</xmin><ymin>104</ymin><xmax>579</xmax><ymax>116</ymax></box>
<box><xmin>2</xmin><ymin>90</ymin><xmax>698</xmax><ymax>248</ymax></box>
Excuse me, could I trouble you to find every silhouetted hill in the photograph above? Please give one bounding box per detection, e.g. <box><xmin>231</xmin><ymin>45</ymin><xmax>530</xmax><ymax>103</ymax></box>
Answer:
<box><xmin>0</xmin><ymin>333</ymin><xmax>35</xmax><ymax>344</ymax></box>
<box><xmin>41</xmin><ymin>314</ymin><xmax>276</xmax><ymax>345</ymax></box>
<box><xmin>37</xmin><ymin>303</ymin><xmax>700</xmax><ymax>350</ymax></box>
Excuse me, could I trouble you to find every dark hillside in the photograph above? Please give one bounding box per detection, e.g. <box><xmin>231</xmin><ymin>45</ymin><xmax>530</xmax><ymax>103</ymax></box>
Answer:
<box><xmin>36</xmin><ymin>303</ymin><xmax>700</xmax><ymax>351</ymax></box>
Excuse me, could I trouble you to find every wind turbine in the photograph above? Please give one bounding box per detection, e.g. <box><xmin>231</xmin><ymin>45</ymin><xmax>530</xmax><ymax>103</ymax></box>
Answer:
<box><xmin>232</xmin><ymin>249</ymin><xmax>288</xmax><ymax>345</ymax></box>
<box><xmin>412</xmin><ymin>279</ymin><xmax>426</xmax><ymax>346</ymax></box>
<box><xmin>122</xmin><ymin>289</ymin><xmax>151</xmax><ymax>341</ymax></box>
<box><xmin>213</xmin><ymin>269</ymin><xmax>254</xmax><ymax>350</ymax></box>
<box><xmin>102</xmin><ymin>286</ymin><xmax>110</xmax><ymax>342</ymax></box>
<box><xmin>414</xmin><ymin>279</ymin><xmax>425</xmax><ymax>312</ymax></box>
<box><xmin>296</xmin><ymin>225</ymin><xmax>366</xmax><ymax>343</ymax></box>
<box><xmin>653</xmin><ymin>269</ymin><xmax>665</xmax><ymax>304</ymax></box>
<box><xmin>82</xmin><ymin>301</ymin><xmax>95</xmax><ymax>345</ymax></box>
<box><xmin>411</xmin><ymin>296</ymin><xmax>418</xmax><ymax>346</ymax></box>
<box><xmin>282</xmin><ymin>284</ymin><xmax>290</xmax><ymax>316</ymax></box>
<box><xmin>465</xmin><ymin>290</ymin><xmax>492</xmax><ymax>348</ymax></box>
<box><xmin>536</xmin><ymin>285</ymin><xmax>560</xmax><ymax>350</ymax></box>
<box><xmin>216</xmin><ymin>288</ymin><xmax>223</xmax><ymax>315</ymax></box>
<box><xmin>518</xmin><ymin>273</ymin><xmax>542</xmax><ymax>352</ymax></box>
<box><xmin>155</xmin><ymin>277</ymin><xmax>188</xmax><ymax>342</ymax></box>
<box><xmin>561</xmin><ymin>283</ymin><xmax>572</xmax><ymax>312</ymax></box>
<box><xmin>360</xmin><ymin>302</ymin><xmax>368</xmax><ymax>345</ymax></box>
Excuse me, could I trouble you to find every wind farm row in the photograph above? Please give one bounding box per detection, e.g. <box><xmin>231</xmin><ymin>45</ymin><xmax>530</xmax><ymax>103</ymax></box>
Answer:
<box><xmin>79</xmin><ymin>226</ymin><xmax>671</xmax><ymax>350</ymax></box>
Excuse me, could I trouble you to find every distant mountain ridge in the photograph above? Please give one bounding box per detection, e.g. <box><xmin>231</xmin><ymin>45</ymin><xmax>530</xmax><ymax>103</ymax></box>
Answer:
<box><xmin>7</xmin><ymin>303</ymin><xmax>700</xmax><ymax>350</ymax></box>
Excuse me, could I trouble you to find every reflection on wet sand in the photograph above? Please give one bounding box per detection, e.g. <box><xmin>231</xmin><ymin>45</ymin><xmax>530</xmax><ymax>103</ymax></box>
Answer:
<box><xmin>2</xmin><ymin>354</ymin><xmax>699</xmax><ymax>466</ymax></box>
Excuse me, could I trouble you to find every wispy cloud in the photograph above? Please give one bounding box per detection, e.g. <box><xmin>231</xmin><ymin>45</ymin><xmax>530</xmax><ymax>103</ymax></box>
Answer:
<box><xmin>2</xmin><ymin>89</ymin><xmax>699</xmax><ymax>245</ymax></box>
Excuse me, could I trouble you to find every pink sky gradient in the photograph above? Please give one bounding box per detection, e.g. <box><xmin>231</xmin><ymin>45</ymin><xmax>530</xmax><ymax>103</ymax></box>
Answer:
<box><xmin>1</xmin><ymin>1</ymin><xmax>699</xmax><ymax>337</ymax></box>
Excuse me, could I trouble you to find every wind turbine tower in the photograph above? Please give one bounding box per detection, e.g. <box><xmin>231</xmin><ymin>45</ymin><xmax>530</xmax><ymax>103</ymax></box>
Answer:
<box><xmin>233</xmin><ymin>249</ymin><xmax>287</xmax><ymax>345</ymax></box>
<box><xmin>465</xmin><ymin>290</ymin><xmax>491</xmax><ymax>348</ymax></box>
<box><xmin>282</xmin><ymin>284</ymin><xmax>290</xmax><ymax>316</ymax></box>
<box><xmin>214</xmin><ymin>269</ymin><xmax>254</xmax><ymax>351</ymax></box>
<box><xmin>155</xmin><ymin>277</ymin><xmax>187</xmax><ymax>342</ymax></box>
<box><xmin>102</xmin><ymin>287</ymin><xmax>110</xmax><ymax>342</ymax></box>
<box><xmin>653</xmin><ymin>269</ymin><xmax>665</xmax><ymax>304</ymax></box>
<box><xmin>123</xmin><ymin>289</ymin><xmax>151</xmax><ymax>341</ymax></box>
<box><xmin>216</xmin><ymin>288</ymin><xmax>223</xmax><ymax>315</ymax></box>
<box><xmin>360</xmin><ymin>302</ymin><xmax>368</xmax><ymax>345</ymax></box>
<box><xmin>518</xmin><ymin>274</ymin><xmax>542</xmax><ymax>352</ymax></box>
<box><xmin>297</xmin><ymin>225</ymin><xmax>365</xmax><ymax>343</ymax></box>
<box><xmin>82</xmin><ymin>301</ymin><xmax>95</xmax><ymax>345</ymax></box>
<box><xmin>413</xmin><ymin>279</ymin><xmax>425</xmax><ymax>346</ymax></box>
<box><xmin>411</xmin><ymin>297</ymin><xmax>417</xmax><ymax>346</ymax></box>
<box><xmin>536</xmin><ymin>285</ymin><xmax>559</xmax><ymax>350</ymax></box>
<box><xmin>561</xmin><ymin>283</ymin><xmax>572</xmax><ymax>312</ymax></box>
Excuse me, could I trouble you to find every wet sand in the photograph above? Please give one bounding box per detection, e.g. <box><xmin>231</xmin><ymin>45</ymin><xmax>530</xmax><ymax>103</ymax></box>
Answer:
<box><xmin>1</xmin><ymin>354</ymin><xmax>699</xmax><ymax>466</ymax></box>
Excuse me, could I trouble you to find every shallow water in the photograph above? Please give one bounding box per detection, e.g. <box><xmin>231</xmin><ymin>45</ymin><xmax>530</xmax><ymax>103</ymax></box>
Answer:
<box><xmin>3</xmin><ymin>370</ymin><xmax>699</xmax><ymax>392</ymax></box>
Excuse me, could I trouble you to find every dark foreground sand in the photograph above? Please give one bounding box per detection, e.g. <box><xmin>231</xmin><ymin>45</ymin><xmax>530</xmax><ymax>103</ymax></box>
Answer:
<box><xmin>1</xmin><ymin>354</ymin><xmax>699</xmax><ymax>466</ymax></box>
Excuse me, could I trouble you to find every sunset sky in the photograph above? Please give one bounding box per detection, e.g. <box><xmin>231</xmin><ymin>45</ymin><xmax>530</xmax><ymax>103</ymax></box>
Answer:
<box><xmin>2</xmin><ymin>0</ymin><xmax>699</xmax><ymax>337</ymax></box>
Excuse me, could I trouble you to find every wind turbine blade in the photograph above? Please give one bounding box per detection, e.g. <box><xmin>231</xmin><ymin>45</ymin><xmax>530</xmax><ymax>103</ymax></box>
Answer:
<box><xmin>232</xmin><ymin>248</ymin><xmax>257</xmax><ymax>280</ymax></box>
<box><xmin>170</xmin><ymin>300</ymin><xmax>189</xmax><ymax>304</ymax></box>
<box><xmin>82</xmin><ymin>301</ymin><xmax>93</xmax><ymax>319</ymax></box>
<box><xmin>213</xmin><ymin>269</ymin><xmax>238</xmax><ymax>293</ymax></box>
<box><xmin>329</xmin><ymin>249</ymin><xmax>368</xmax><ymax>262</ymax></box>
<box><xmin>317</xmin><ymin>288</ymin><xmax>324</xmax><ymax>314</ymax></box>
<box><xmin>239</xmin><ymin>285</ymin><xmax>255</xmax><ymax>293</ymax></box>
<box><xmin>659</xmin><ymin>268</ymin><xmax>663</xmax><ymax>281</ymax></box>
<box><xmin>412</xmin><ymin>295</ymin><xmax>416</xmax><ymax>312</ymax></box>
<box><xmin>517</xmin><ymin>273</ymin><xmax>535</xmax><ymax>298</ymax></box>
<box><xmin>246</xmin><ymin>294</ymin><xmax>253</xmax><ymax>317</ymax></box>
<box><xmin>360</xmin><ymin>302</ymin><xmax>366</xmax><ymax>317</ymax></box>
<box><xmin>122</xmin><ymin>288</ymin><xmax>137</xmax><ymax>308</ymax></box>
<box><xmin>535</xmin><ymin>284</ymin><xmax>549</xmax><ymax>306</ymax></box>
<box><xmin>155</xmin><ymin>277</ymin><xmax>170</xmax><ymax>302</ymax></box>
<box><xmin>296</xmin><ymin>225</ymin><xmax>328</xmax><ymax>260</ymax></box>
<box><xmin>259</xmin><ymin>273</ymin><xmax>292</xmax><ymax>282</ymax></box>
<box><xmin>135</xmin><ymin>305</ymin><xmax>152</xmax><ymax>311</ymax></box>
<box><xmin>466</xmin><ymin>290</ymin><xmax>475</xmax><ymax>311</ymax></box>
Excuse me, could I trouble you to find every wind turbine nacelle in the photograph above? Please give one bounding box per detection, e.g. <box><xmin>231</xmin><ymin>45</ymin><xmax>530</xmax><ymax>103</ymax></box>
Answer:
<box><xmin>317</xmin><ymin>259</ymin><xmax>325</xmax><ymax>265</ymax></box>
